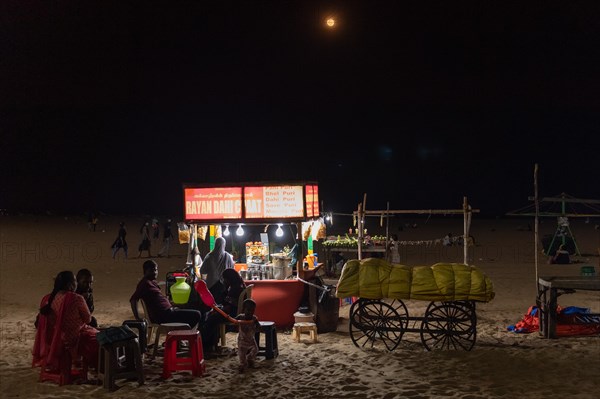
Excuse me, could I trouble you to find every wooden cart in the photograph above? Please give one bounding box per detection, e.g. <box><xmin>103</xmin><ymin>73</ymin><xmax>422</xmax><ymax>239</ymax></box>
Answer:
<box><xmin>348</xmin><ymin>297</ymin><xmax>480</xmax><ymax>351</ymax></box>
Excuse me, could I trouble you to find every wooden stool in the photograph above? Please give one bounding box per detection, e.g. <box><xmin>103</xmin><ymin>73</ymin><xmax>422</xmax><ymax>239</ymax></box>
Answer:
<box><xmin>161</xmin><ymin>330</ymin><xmax>205</xmax><ymax>379</ymax></box>
<box><xmin>98</xmin><ymin>338</ymin><xmax>144</xmax><ymax>391</ymax></box>
<box><xmin>292</xmin><ymin>322</ymin><xmax>318</xmax><ymax>343</ymax></box>
<box><xmin>254</xmin><ymin>321</ymin><xmax>279</xmax><ymax>359</ymax></box>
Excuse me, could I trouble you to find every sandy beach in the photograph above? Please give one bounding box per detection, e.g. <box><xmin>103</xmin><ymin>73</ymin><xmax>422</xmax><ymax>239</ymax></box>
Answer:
<box><xmin>1</xmin><ymin>214</ymin><xmax>599</xmax><ymax>398</ymax></box>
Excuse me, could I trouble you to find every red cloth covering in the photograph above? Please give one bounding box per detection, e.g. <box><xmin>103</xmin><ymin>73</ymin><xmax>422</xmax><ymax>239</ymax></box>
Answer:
<box><xmin>510</xmin><ymin>305</ymin><xmax>600</xmax><ymax>337</ymax></box>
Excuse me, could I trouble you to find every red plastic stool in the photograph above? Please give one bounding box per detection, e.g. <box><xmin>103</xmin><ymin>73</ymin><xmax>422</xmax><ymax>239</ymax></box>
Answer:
<box><xmin>161</xmin><ymin>330</ymin><xmax>205</xmax><ymax>379</ymax></box>
<box><xmin>37</xmin><ymin>350</ymin><xmax>88</xmax><ymax>386</ymax></box>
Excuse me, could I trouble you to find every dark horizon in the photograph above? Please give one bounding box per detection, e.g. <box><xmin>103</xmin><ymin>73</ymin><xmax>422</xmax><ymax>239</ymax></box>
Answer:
<box><xmin>2</xmin><ymin>1</ymin><xmax>599</xmax><ymax>217</ymax></box>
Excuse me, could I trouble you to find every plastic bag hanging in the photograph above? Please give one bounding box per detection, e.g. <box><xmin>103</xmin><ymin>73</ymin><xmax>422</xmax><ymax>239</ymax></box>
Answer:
<box><xmin>178</xmin><ymin>222</ymin><xmax>190</xmax><ymax>244</ymax></box>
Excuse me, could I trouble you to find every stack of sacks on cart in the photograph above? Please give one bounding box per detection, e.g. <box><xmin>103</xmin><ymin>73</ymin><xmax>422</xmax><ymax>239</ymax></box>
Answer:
<box><xmin>335</xmin><ymin>258</ymin><xmax>495</xmax><ymax>302</ymax></box>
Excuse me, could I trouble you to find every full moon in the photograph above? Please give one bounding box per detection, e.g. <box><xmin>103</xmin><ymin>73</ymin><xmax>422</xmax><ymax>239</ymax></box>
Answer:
<box><xmin>326</xmin><ymin>18</ymin><xmax>335</xmax><ymax>27</ymax></box>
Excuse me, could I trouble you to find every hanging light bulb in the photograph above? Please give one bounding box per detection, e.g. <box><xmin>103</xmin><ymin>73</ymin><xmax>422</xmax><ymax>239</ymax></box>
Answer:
<box><xmin>236</xmin><ymin>224</ymin><xmax>244</xmax><ymax>236</ymax></box>
<box><xmin>275</xmin><ymin>224</ymin><xmax>284</xmax><ymax>237</ymax></box>
<box><xmin>223</xmin><ymin>225</ymin><xmax>230</xmax><ymax>236</ymax></box>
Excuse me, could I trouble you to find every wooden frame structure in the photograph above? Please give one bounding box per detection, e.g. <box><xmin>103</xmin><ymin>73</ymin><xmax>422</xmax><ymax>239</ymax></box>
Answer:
<box><xmin>353</xmin><ymin>195</ymin><xmax>480</xmax><ymax>265</ymax></box>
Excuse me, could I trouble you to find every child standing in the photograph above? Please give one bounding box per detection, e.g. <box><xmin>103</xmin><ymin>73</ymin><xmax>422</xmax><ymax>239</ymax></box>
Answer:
<box><xmin>236</xmin><ymin>299</ymin><xmax>260</xmax><ymax>373</ymax></box>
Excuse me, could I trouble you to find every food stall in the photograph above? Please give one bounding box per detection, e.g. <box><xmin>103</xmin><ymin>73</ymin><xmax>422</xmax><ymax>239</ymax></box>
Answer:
<box><xmin>183</xmin><ymin>181</ymin><xmax>322</xmax><ymax>328</ymax></box>
<box><xmin>322</xmin><ymin>234</ymin><xmax>388</xmax><ymax>276</ymax></box>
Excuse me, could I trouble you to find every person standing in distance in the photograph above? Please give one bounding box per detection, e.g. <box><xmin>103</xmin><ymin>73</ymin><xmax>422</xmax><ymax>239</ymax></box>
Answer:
<box><xmin>158</xmin><ymin>219</ymin><xmax>173</xmax><ymax>258</ymax></box>
<box><xmin>111</xmin><ymin>222</ymin><xmax>128</xmax><ymax>259</ymax></box>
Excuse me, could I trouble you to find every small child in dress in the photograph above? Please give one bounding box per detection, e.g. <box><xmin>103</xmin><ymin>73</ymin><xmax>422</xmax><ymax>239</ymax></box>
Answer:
<box><xmin>236</xmin><ymin>299</ymin><xmax>261</xmax><ymax>373</ymax></box>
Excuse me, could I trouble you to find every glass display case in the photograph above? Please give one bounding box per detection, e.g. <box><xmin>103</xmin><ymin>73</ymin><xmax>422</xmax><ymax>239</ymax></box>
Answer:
<box><xmin>245</xmin><ymin>241</ymin><xmax>272</xmax><ymax>279</ymax></box>
<box><xmin>245</xmin><ymin>241</ymin><xmax>268</xmax><ymax>264</ymax></box>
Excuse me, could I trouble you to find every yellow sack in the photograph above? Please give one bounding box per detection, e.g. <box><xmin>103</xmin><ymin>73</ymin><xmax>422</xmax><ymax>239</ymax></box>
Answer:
<box><xmin>335</xmin><ymin>258</ymin><xmax>494</xmax><ymax>302</ymax></box>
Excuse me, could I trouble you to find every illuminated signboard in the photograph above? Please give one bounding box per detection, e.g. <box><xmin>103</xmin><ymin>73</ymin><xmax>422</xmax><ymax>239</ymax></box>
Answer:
<box><xmin>306</xmin><ymin>184</ymin><xmax>319</xmax><ymax>217</ymax></box>
<box><xmin>183</xmin><ymin>183</ymin><xmax>319</xmax><ymax>221</ymax></box>
<box><xmin>244</xmin><ymin>185</ymin><xmax>304</xmax><ymax>219</ymax></box>
<box><xmin>184</xmin><ymin>187</ymin><xmax>243</xmax><ymax>220</ymax></box>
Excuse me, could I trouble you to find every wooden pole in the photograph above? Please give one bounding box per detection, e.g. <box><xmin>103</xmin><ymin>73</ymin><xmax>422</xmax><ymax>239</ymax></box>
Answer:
<box><xmin>463</xmin><ymin>197</ymin><xmax>468</xmax><ymax>265</ymax></box>
<box><xmin>534</xmin><ymin>164</ymin><xmax>540</xmax><ymax>289</ymax></box>
<box><xmin>360</xmin><ymin>209</ymin><xmax>479</xmax><ymax>215</ymax></box>
<box><xmin>357</xmin><ymin>202</ymin><xmax>363</xmax><ymax>260</ymax></box>
<box><xmin>385</xmin><ymin>201</ymin><xmax>390</xmax><ymax>262</ymax></box>
<box><xmin>297</xmin><ymin>221</ymin><xmax>305</xmax><ymax>280</ymax></box>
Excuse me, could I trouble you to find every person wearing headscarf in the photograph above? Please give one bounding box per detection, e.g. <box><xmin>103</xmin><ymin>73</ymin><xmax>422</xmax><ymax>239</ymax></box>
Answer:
<box><xmin>200</xmin><ymin>236</ymin><xmax>235</xmax><ymax>303</ymax></box>
<box><xmin>201</xmin><ymin>268</ymin><xmax>246</xmax><ymax>354</ymax></box>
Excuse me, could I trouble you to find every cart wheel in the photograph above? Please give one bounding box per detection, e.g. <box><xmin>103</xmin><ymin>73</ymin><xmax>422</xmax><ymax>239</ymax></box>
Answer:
<box><xmin>388</xmin><ymin>299</ymin><xmax>410</xmax><ymax>331</ymax></box>
<box><xmin>420</xmin><ymin>302</ymin><xmax>477</xmax><ymax>351</ymax></box>
<box><xmin>424</xmin><ymin>301</ymin><xmax>476</xmax><ymax>319</ymax></box>
<box><xmin>349</xmin><ymin>299</ymin><xmax>404</xmax><ymax>351</ymax></box>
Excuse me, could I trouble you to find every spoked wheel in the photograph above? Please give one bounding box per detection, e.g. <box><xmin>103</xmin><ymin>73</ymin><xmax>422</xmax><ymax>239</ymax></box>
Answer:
<box><xmin>349</xmin><ymin>299</ymin><xmax>405</xmax><ymax>351</ymax></box>
<box><xmin>387</xmin><ymin>299</ymin><xmax>410</xmax><ymax>331</ymax></box>
<box><xmin>420</xmin><ymin>301</ymin><xmax>477</xmax><ymax>351</ymax></box>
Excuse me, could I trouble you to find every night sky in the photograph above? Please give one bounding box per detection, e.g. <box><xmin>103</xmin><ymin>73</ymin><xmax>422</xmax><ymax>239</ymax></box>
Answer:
<box><xmin>2</xmin><ymin>1</ymin><xmax>599</xmax><ymax>217</ymax></box>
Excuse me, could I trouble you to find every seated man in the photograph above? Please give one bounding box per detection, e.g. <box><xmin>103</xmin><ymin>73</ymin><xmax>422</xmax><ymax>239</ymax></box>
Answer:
<box><xmin>130</xmin><ymin>260</ymin><xmax>202</xmax><ymax>329</ymax></box>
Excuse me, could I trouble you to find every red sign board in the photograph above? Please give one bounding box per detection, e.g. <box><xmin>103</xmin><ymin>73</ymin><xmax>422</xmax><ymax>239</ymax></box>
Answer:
<box><xmin>306</xmin><ymin>184</ymin><xmax>319</xmax><ymax>217</ymax></box>
<box><xmin>244</xmin><ymin>185</ymin><xmax>304</xmax><ymax>219</ymax></box>
<box><xmin>184</xmin><ymin>187</ymin><xmax>243</xmax><ymax>220</ymax></box>
<box><xmin>183</xmin><ymin>182</ymin><xmax>319</xmax><ymax>222</ymax></box>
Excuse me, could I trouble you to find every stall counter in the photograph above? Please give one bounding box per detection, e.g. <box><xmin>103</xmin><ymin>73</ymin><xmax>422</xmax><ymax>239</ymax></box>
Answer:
<box><xmin>244</xmin><ymin>279</ymin><xmax>305</xmax><ymax>328</ymax></box>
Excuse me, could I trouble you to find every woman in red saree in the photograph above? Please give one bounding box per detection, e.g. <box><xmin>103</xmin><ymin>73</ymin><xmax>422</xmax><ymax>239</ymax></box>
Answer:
<box><xmin>32</xmin><ymin>271</ymin><xmax>99</xmax><ymax>373</ymax></box>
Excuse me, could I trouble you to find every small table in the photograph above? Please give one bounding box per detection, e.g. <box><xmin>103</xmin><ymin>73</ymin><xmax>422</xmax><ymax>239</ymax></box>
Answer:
<box><xmin>537</xmin><ymin>276</ymin><xmax>600</xmax><ymax>338</ymax></box>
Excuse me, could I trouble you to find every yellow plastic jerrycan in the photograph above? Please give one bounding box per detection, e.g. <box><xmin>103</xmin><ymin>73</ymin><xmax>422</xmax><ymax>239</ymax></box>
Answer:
<box><xmin>306</xmin><ymin>253</ymin><xmax>318</xmax><ymax>269</ymax></box>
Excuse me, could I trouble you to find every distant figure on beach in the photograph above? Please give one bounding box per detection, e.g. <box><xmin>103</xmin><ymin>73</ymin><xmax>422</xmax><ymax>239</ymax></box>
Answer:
<box><xmin>236</xmin><ymin>299</ymin><xmax>260</xmax><ymax>373</ymax></box>
<box><xmin>76</xmin><ymin>268</ymin><xmax>98</xmax><ymax>328</ymax></box>
<box><xmin>158</xmin><ymin>218</ymin><xmax>173</xmax><ymax>258</ymax></box>
<box><xmin>549</xmin><ymin>244</ymin><xmax>571</xmax><ymax>264</ymax></box>
<box><xmin>389</xmin><ymin>234</ymin><xmax>401</xmax><ymax>263</ymax></box>
<box><xmin>442</xmin><ymin>233</ymin><xmax>453</xmax><ymax>246</ymax></box>
<box><xmin>138</xmin><ymin>222</ymin><xmax>152</xmax><ymax>258</ymax></box>
<box><xmin>151</xmin><ymin>218</ymin><xmax>160</xmax><ymax>241</ymax></box>
<box><xmin>91</xmin><ymin>214</ymin><xmax>98</xmax><ymax>232</ymax></box>
<box><xmin>111</xmin><ymin>222</ymin><xmax>128</xmax><ymax>259</ymax></box>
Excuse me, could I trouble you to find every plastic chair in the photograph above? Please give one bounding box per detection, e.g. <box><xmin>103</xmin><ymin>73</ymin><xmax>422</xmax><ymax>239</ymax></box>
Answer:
<box><xmin>219</xmin><ymin>284</ymin><xmax>254</xmax><ymax>347</ymax></box>
<box><xmin>136</xmin><ymin>299</ymin><xmax>160</xmax><ymax>351</ymax></box>
<box><xmin>122</xmin><ymin>319</ymin><xmax>148</xmax><ymax>354</ymax></box>
<box><xmin>136</xmin><ymin>299</ymin><xmax>190</xmax><ymax>358</ymax></box>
